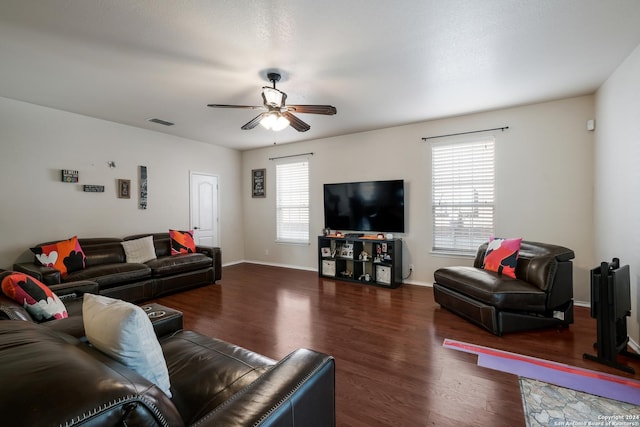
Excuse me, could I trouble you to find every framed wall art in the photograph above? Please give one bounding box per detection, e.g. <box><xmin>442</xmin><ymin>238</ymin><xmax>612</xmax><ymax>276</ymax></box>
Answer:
<box><xmin>139</xmin><ymin>166</ymin><xmax>148</xmax><ymax>209</ymax></box>
<box><xmin>61</xmin><ymin>169</ymin><xmax>79</xmax><ymax>183</ymax></box>
<box><xmin>252</xmin><ymin>168</ymin><xmax>266</xmax><ymax>198</ymax></box>
<box><xmin>117</xmin><ymin>179</ymin><xmax>131</xmax><ymax>199</ymax></box>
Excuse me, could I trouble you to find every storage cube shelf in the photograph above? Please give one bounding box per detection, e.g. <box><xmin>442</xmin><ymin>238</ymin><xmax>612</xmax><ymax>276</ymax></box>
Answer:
<box><xmin>317</xmin><ymin>236</ymin><xmax>402</xmax><ymax>288</ymax></box>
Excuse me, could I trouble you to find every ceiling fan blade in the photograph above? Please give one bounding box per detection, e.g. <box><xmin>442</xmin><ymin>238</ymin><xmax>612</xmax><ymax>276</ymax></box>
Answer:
<box><xmin>282</xmin><ymin>112</ymin><xmax>310</xmax><ymax>132</ymax></box>
<box><xmin>207</xmin><ymin>104</ymin><xmax>265</xmax><ymax>110</ymax></box>
<box><xmin>241</xmin><ymin>112</ymin><xmax>269</xmax><ymax>130</ymax></box>
<box><xmin>285</xmin><ymin>105</ymin><xmax>337</xmax><ymax>115</ymax></box>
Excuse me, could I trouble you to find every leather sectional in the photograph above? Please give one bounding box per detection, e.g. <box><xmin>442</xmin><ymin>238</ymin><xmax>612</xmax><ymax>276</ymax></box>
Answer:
<box><xmin>0</xmin><ymin>270</ymin><xmax>336</xmax><ymax>426</ymax></box>
<box><xmin>0</xmin><ymin>316</ymin><xmax>335</xmax><ymax>426</ymax></box>
<box><xmin>433</xmin><ymin>240</ymin><xmax>575</xmax><ymax>335</ymax></box>
<box><xmin>13</xmin><ymin>232</ymin><xmax>222</xmax><ymax>303</ymax></box>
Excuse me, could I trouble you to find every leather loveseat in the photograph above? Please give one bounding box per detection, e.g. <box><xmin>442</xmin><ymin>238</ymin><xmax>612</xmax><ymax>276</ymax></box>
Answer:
<box><xmin>0</xmin><ymin>319</ymin><xmax>336</xmax><ymax>426</ymax></box>
<box><xmin>13</xmin><ymin>233</ymin><xmax>222</xmax><ymax>303</ymax></box>
<box><xmin>433</xmin><ymin>240</ymin><xmax>575</xmax><ymax>335</ymax></box>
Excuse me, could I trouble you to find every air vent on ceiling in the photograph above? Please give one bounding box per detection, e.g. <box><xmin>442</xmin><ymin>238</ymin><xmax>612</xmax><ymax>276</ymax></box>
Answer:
<box><xmin>148</xmin><ymin>118</ymin><xmax>174</xmax><ymax>126</ymax></box>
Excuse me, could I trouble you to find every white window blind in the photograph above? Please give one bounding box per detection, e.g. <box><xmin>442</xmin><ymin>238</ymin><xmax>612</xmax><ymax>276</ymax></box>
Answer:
<box><xmin>431</xmin><ymin>138</ymin><xmax>495</xmax><ymax>254</ymax></box>
<box><xmin>276</xmin><ymin>160</ymin><xmax>310</xmax><ymax>243</ymax></box>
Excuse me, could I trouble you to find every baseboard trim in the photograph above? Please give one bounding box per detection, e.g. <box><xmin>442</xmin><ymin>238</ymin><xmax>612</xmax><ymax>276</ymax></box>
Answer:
<box><xmin>403</xmin><ymin>279</ymin><xmax>432</xmax><ymax>287</ymax></box>
<box><xmin>227</xmin><ymin>260</ymin><xmax>317</xmax><ymax>272</ymax></box>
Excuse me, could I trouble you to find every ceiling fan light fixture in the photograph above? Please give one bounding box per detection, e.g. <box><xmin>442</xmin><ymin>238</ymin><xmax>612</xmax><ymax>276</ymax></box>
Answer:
<box><xmin>262</xmin><ymin>87</ymin><xmax>285</xmax><ymax>107</ymax></box>
<box><xmin>208</xmin><ymin>71</ymin><xmax>334</xmax><ymax>133</ymax></box>
<box><xmin>272</xmin><ymin>114</ymin><xmax>290</xmax><ymax>131</ymax></box>
<box><xmin>260</xmin><ymin>112</ymin><xmax>289</xmax><ymax>131</ymax></box>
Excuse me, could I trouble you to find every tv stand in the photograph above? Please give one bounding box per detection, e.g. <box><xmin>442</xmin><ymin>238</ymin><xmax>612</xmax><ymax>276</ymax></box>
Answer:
<box><xmin>318</xmin><ymin>235</ymin><xmax>402</xmax><ymax>288</ymax></box>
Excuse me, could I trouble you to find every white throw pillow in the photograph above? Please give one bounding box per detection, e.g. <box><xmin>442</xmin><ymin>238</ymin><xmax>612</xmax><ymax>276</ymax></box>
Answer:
<box><xmin>82</xmin><ymin>294</ymin><xmax>171</xmax><ymax>397</ymax></box>
<box><xmin>121</xmin><ymin>235</ymin><xmax>157</xmax><ymax>263</ymax></box>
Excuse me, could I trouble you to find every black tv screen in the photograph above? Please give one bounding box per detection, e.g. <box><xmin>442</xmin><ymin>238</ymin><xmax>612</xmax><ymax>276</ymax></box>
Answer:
<box><xmin>323</xmin><ymin>179</ymin><xmax>405</xmax><ymax>233</ymax></box>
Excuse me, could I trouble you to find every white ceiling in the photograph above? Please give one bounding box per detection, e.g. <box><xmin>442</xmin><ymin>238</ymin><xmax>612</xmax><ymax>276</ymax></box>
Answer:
<box><xmin>1</xmin><ymin>1</ymin><xmax>640</xmax><ymax>151</ymax></box>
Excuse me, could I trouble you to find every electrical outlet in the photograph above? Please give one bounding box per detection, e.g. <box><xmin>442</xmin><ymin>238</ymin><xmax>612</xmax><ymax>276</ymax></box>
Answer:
<box><xmin>409</xmin><ymin>264</ymin><xmax>414</xmax><ymax>271</ymax></box>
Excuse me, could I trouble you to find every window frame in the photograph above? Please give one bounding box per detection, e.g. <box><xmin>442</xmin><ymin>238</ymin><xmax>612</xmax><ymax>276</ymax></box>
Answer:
<box><xmin>431</xmin><ymin>137</ymin><xmax>495</xmax><ymax>256</ymax></box>
<box><xmin>275</xmin><ymin>159</ymin><xmax>310</xmax><ymax>245</ymax></box>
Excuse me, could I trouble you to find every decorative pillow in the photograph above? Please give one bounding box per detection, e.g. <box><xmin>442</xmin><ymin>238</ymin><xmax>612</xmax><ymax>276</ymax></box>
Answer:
<box><xmin>169</xmin><ymin>229</ymin><xmax>196</xmax><ymax>255</ymax></box>
<box><xmin>82</xmin><ymin>294</ymin><xmax>172</xmax><ymax>397</ymax></box>
<box><xmin>482</xmin><ymin>237</ymin><xmax>522</xmax><ymax>279</ymax></box>
<box><xmin>1</xmin><ymin>272</ymin><xmax>68</xmax><ymax>321</ymax></box>
<box><xmin>30</xmin><ymin>236</ymin><xmax>86</xmax><ymax>277</ymax></box>
<box><xmin>121</xmin><ymin>235</ymin><xmax>157</xmax><ymax>263</ymax></box>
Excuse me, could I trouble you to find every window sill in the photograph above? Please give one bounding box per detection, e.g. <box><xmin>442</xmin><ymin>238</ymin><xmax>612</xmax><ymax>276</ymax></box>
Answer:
<box><xmin>430</xmin><ymin>250</ymin><xmax>475</xmax><ymax>259</ymax></box>
<box><xmin>275</xmin><ymin>239</ymin><xmax>310</xmax><ymax>246</ymax></box>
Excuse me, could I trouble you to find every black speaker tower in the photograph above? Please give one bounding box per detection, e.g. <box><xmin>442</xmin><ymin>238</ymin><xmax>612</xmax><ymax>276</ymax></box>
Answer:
<box><xmin>583</xmin><ymin>258</ymin><xmax>640</xmax><ymax>373</ymax></box>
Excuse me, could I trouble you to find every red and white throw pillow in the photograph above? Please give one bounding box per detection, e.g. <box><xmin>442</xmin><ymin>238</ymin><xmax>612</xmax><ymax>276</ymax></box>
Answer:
<box><xmin>169</xmin><ymin>229</ymin><xmax>196</xmax><ymax>255</ymax></box>
<box><xmin>1</xmin><ymin>272</ymin><xmax>67</xmax><ymax>321</ymax></box>
<box><xmin>482</xmin><ymin>237</ymin><xmax>522</xmax><ymax>279</ymax></box>
<box><xmin>30</xmin><ymin>236</ymin><xmax>86</xmax><ymax>278</ymax></box>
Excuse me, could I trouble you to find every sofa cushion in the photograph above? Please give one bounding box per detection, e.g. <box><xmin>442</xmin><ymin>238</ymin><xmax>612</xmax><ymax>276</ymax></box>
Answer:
<box><xmin>160</xmin><ymin>330</ymin><xmax>275</xmax><ymax>425</ymax></box>
<box><xmin>64</xmin><ymin>263</ymin><xmax>151</xmax><ymax>287</ymax></box>
<box><xmin>83</xmin><ymin>294</ymin><xmax>172</xmax><ymax>397</ymax></box>
<box><xmin>79</xmin><ymin>239</ymin><xmax>127</xmax><ymax>267</ymax></box>
<box><xmin>169</xmin><ymin>230</ymin><xmax>196</xmax><ymax>255</ymax></box>
<box><xmin>1</xmin><ymin>272</ymin><xmax>67</xmax><ymax>321</ymax></box>
<box><xmin>482</xmin><ymin>237</ymin><xmax>521</xmax><ymax>279</ymax></box>
<box><xmin>121</xmin><ymin>235</ymin><xmax>157</xmax><ymax>263</ymax></box>
<box><xmin>30</xmin><ymin>236</ymin><xmax>86</xmax><ymax>278</ymax></box>
<box><xmin>146</xmin><ymin>254</ymin><xmax>213</xmax><ymax>277</ymax></box>
<box><xmin>434</xmin><ymin>266</ymin><xmax>547</xmax><ymax>312</ymax></box>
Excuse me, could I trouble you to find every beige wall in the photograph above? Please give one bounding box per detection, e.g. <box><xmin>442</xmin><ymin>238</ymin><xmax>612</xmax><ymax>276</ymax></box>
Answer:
<box><xmin>0</xmin><ymin>97</ymin><xmax>245</xmax><ymax>267</ymax></box>
<box><xmin>242</xmin><ymin>95</ymin><xmax>596</xmax><ymax>303</ymax></box>
<box><xmin>594</xmin><ymin>43</ymin><xmax>640</xmax><ymax>344</ymax></box>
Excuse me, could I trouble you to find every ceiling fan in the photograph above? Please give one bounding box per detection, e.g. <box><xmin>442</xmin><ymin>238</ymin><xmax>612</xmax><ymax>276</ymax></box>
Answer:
<box><xmin>207</xmin><ymin>72</ymin><xmax>337</xmax><ymax>132</ymax></box>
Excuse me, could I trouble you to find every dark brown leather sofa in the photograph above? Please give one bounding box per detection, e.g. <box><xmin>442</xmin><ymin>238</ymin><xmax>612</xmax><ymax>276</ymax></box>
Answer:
<box><xmin>433</xmin><ymin>240</ymin><xmax>575</xmax><ymax>335</ymax></box>
<box><xmin>0</xmin><ymin>319</ymin><xmax>335</xmax><ymax>427</ymax></box>
<box><xmin>13</xmin><ymin>233</ymin><xmax>222</xmax><ymax>303</ymax></box>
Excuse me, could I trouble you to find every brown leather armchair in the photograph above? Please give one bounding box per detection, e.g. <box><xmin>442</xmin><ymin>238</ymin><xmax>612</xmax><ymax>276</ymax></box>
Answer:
<box><xmin>433</xmin><ymin>240</ymin><xmax>575</xmax><ymax>335</ymax></box>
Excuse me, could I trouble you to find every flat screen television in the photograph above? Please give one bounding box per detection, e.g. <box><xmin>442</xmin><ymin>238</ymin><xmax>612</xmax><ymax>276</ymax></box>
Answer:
<box><xmin>323</xmin><ymin>179</ymin><xmax>405</xmax><ymax>233</ymax></box>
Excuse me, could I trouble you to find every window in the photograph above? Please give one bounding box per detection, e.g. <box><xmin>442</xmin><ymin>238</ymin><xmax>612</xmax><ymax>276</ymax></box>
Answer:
<box><xmin>431</xmin><ymin>138</ymin><xmax>495</xmax><ymax>254</ymax></box>
<box><xmin>276</xmin><ymin>160</ymin><xmax>310</xmax><ymax>244</ymax></box>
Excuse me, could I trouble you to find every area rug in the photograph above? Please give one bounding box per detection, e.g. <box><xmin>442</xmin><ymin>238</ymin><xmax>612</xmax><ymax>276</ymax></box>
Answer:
<box><xmin>519</xmin><ymin>377</ymin><xmax>640</xmax><ymax>427</ymax></box>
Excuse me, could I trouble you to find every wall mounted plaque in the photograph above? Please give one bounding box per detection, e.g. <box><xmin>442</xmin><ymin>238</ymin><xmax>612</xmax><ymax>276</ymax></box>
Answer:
<box><xmin>83</xmin><ymin>185</ymin><xmax>104</xmax><ymax>192</ymax></box>
<box><xmin>61</xmin><ymin>169</ymin><xmax>79</xmax><ymax>183</ymax></box>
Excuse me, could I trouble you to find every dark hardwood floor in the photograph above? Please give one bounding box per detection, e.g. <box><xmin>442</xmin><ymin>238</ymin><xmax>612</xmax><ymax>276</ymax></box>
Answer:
<box><xmin>152</xmin><ymin>263</ymin><xmax>640</xmax><ymax>426</ymax></box>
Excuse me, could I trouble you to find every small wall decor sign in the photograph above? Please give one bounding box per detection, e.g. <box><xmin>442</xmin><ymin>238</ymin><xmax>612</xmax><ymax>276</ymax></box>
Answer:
<box><xmin>118</xmin><ymin>179</ymin><xmax>131</xmax><ymax>199</ymax></box>
<box><xmin>61</xmin><ymin>169</ymin><xmax>79</xmax><ymax>183</ymax></box>
<box><xmin>252</xmin><ymin>168</ymin><xmax>266</xmax><ymax>198</ymax></box>
<box><xmin>83</xmin><ymin>185</ymin><xmax>105</xmax><ymax>192</ymax></box>
<box><xmin>139</xmin><ymin>165</ymin><xmax>148</xmax><ymax>209</ymax></box>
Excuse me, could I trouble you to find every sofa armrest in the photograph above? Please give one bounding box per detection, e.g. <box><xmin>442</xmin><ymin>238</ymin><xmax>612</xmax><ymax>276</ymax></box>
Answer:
<box><xmin>196</xmin><ymin>246</ymin><xmax>222</xmax><ymax>282</ymax></box>
<box><xmin>0</xmin><ymin>295</ymin><xmax>33</xmax><ymax>321</ymax></box>
<box><xmin>195</xmin><ymin>349</ymin><xmax>335</xmax><ymax>427</ymax></box>
<box><xmin>49</xmin><ymin>280</ymin><xmax>99</xmax><ymax>300</ymax></box>
<box><xmin>12</xmin><ymin>263</ymin><xmax>61</xmax><ymax>285</ymax></box>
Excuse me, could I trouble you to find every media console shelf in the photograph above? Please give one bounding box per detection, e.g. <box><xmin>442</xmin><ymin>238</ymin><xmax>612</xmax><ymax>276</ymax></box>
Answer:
<box><xmin>318</xmin><ymin>235</ymin><xmax>402</xmax><ymax>288</ymax></box>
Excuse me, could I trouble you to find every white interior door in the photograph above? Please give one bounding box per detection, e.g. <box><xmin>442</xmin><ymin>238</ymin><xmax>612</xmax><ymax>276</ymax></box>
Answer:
<box><xmin>190</xmin><ymin>172</ymin><xmax>219</xmax><ymax>247</ymax></box>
